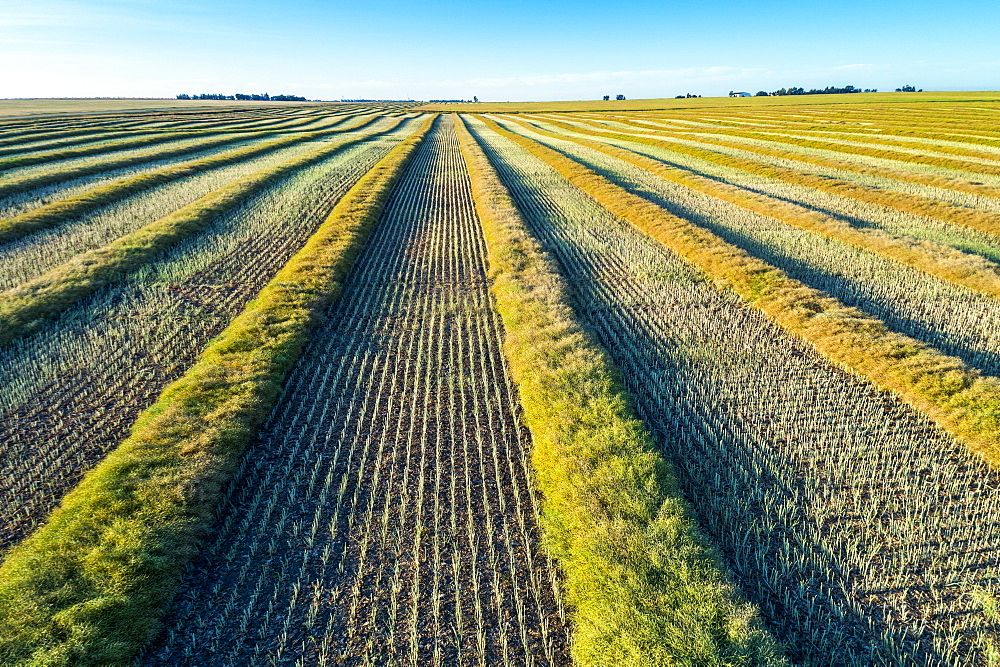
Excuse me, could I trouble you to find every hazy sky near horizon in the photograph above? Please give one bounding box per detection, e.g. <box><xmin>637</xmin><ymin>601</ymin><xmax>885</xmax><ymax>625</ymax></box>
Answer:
<box><xmin>2</xmin><ymin>0</ymin><xmax>997</xmax><ymax>101</ymax></box>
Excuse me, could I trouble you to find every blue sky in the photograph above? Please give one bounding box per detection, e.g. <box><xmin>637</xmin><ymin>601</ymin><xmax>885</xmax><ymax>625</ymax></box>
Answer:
<box><xmin>1</xmin><ymin>0</ymin><xmax>997</xmax><ymax>100</ymax></box>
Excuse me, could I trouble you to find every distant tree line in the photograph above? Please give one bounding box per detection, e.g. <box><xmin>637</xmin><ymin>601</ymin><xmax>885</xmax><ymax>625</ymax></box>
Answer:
<box><xmin>765</xmin><ymin>85</ymin><xmax>876</xmax><ymax>97</ymax></box>
<box><xmin>675</xmin><ymin>93</ymin><xmax>702</xmax><ymax>98</ymax></box>
<box><xmin>895</xmin><ymin>85</ymin><xmax>922</xmax><ymax>92</ymax></box>
<box><xmin>176</xmin><ymin>93</ymin><xmax>308</xmax><ymax>101</ymax></box>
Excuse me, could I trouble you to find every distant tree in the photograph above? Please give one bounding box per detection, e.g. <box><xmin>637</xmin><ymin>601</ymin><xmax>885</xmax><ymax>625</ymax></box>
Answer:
<box><xmin>755</xmin><ymin>91</ymin><xmax>769</xmax><ymax>96</ymax></box>
<box><xmin>675</xmin><ymin>95</ymin><xmax>685</xmax><ymax>99</ymax></box>
<box><xmin>176</xmin><ymin>93</ymin><xmax>191</xmax><ymax>100</ymax></box>
<box><xmin>603</xmin><ymin>95</ymin><xmax>610</xmax><ymax>101</ymax></box>
<box><xmin>896</xmin><ymin>85</ymin><xmax>917</xmax><ymax>92</ymax></box>
<box><xmin>615</xmin><ymin>94</ymin><xmax>625</xmax><ymax>100</ymax></box>
<box><xmin>474</xmin><ymin>96</ymin><xmax>479</xmax><ymax>103</ymax></box>
<box><xmin>770</xmin><ymin>85</ymin><xmax>865</xmax><ymax>96</ymax></box>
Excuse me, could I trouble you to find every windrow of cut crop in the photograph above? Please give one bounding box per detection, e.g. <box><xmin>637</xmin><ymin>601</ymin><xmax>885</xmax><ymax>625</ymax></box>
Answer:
<box><xmin>0</xmin><ymin>118</ymin><xmax>406</xmax><ymax>291</ymax></box>
<box><xmin>0</xmin><ymin>112</ymin><xmax>326</xmax><ymax>166</ymax></box>
<box><xmin>636</xmin><ymin>108</ymin><xmax>1000</xmax><ymax>147</ymax></box>
<box><xmin>0</xmin><ymin>118</ymin><xmax>377</xmax><ymax>222</ymax></box>
<box><xmin>215</xmin><ymin>109</ymin><xmax>356</xmax><ymax>133</ymax></box>
<box><xmin>596</xmin><ymin>113</ymin><xmax>1000</xmax><ymax>166</ymax></box>
<box><xmin>0</xmin><ymin>131</ymin><xmax>253</xmax><ymax>173</ymax></box>
<box><xmin>0</xmin><ymin>115</ymin><xmax>405</xmax><ymax>348</ymax></box>
<box><xmin>0</xmin><ymin>108</ymin><xmax>349</xmax><ymax>158</ymax></box>
<box><xmin>0</xmin><ymin>115</ymin><xmax>378</xmax><ymax>245</ymax></box>
<box><xmin>577</xmin><ymin>116</ymin><xmax>1000</xmax><ymax>209</ymax></box>
<box><xmin>504</xmin><ymin>117</ymin><xmax>1000</xmax><ymax>382</ymax></box>
<box><xmin>0</xmin><ymin>130</ymin><xmax>178</xmax><ymax>160</ymax></box>
<box><xmin>0</xmin><ymin>126</ymin><xmax>139</xmax><ymax>148</ymax></box>
<box><xmin>475</xmin><ymin>115</ymin><xmax>1000</xmax><ymax>468</ymax></box>
<box><xmin>0</xmin><ymin>111</ymin><xmax>360</xmax><ymax>179</ymax></box>
<box><xmin>501</xmin><ymin>116</ymin><xmax>1000</xmax><ymax>301</ymax></box>
<box><xmin>0</xmin><ymin>113</ymin><xmax>436</xmax><ymax>667</ymax></box>
<box><xmin>624</xmin><ymin>111</ymin><xmax>1000</xmax><ymax>159</ymax></box>
<box><xmin>571</xmin><ymin>110</ymin><xmax>1000</xmax><ymax>160</ymax></box>
<box><xmin>0</xmin><ymin>107</ymin><xmax>310</xmax><ymax>142</ymax></box>
<box><xmin>506</xmin><ymin>117</ymin><xmax>1000</xmax><ymax>338</ymax></box>
<box><xmin>454</xmin><ymin>115</ymin><xmax>783</xmax><ymax>665</ymax></box>
<box><xmin>552</xmin><ymin>114</ymin><xmax>1000</xmax><ymax>200</ymax></box>
<box><xmin>0</xmin><ymin>133</ymin><xmax>268</xmax><ymax>200</ymax></box>
<box><xmin>570</xmin><ymin>117</ymin><xmax>1000</xmax><ymax>268</ymax></box>
<box><xmin>528</xmin><ymin>116</ymin><xmax>1000</xmax><ymax>240</ymax></box>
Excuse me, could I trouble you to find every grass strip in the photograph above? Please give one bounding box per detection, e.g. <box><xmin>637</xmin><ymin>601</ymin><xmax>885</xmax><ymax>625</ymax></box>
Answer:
<box><xmin>0</xmin><ymin>113</ymin><xmax>436</xmax><ymax>667</ymax></box>
<box><xmin>503</xmin><ymin>116</ymin><xmax>1000</xmax><ymax>300</ymax></box>
<box><xmin>0</xmin><ymin>115</ymin><xmax>406</xmax><ymax>348</ymax></box>
<box><xmin>0</xmin><ymin>115</ymin><xmax>378</xmax><ymax>245</ymax></box>
<box><xmin>531</xmin><ymin>116</ymin><xmax>1000</xmax><ymax>240</ymax></box>
<box><xmin>455</xmin><ymin>115</ymin><xmax>784</xmax><ymax>665</ymax></box>
<box><xmin>476</xmin><ymin>115</ymin><xmax>1000</xmax><ymax>468</ymax></box>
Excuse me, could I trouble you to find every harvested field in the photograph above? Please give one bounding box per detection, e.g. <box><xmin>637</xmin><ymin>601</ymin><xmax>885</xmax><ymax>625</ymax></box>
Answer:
<box><xmin>3</xmin><ymin>98</ymin><xmax>1000</xmax><ymax>666</ymax></box>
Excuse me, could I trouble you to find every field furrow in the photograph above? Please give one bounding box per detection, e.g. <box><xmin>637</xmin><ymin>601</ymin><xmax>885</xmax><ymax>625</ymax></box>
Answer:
<box><xmin>144</xmin><ymin>118</ymin><xmax>570</xmax><ymax>667</ymax></box>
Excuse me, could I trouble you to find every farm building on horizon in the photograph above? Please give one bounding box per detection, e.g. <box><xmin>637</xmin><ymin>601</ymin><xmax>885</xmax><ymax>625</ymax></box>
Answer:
<box><xmin>729</xmin><ymin>91</ymin><xmax>752</xmax><ymax>97</ymax></box>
